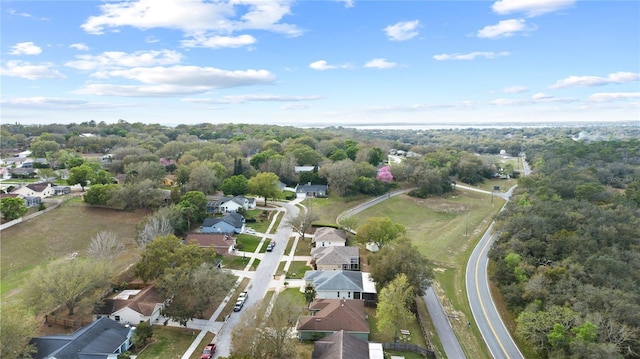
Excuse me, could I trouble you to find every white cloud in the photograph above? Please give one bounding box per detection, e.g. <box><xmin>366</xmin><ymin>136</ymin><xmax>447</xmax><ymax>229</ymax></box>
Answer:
<box><xmin>503</xmin><ymin>86</ymin><xmax>528</xmax><ymax>93</ymax></box>
<box><xmin>0</xmin><ymin>60</ymin><xmax>65</xmax><ymax>80</ymax></box>
<box><xmin>181</xmin><ymin>34</ymin><xmax>256</xmax><ymax>49</ymax></box>
<box><xmin>337</xmin><ymin>0</ymin><xmax>355</xmax><ymax>8</ymax></box>
<box><xmin>550</xmin><ymin>71</ymin><xmax>640</xmax><ymax>89</ymax></box>
<box><xmin>588</xmin><ymin>92</ymin><xmax>640</xmax><ymax>102</ymax></box>
<box><xmin>433</xmin><ymin>51</ymin><xmax>509</xmax><ymax>61</ymax></box>
<box><xmin>384</xmin><ymin>20</ymin><xmax>420</xmax><ymax>41</ymax></box>
<box><xmin>492</xmin><ymin>0</ymin><xmax>575</xmax><ymax>17</ymax></box>
<box><xmin>364</xmin><ymin>58</ymin><xmax>397</xmax><ymax>69</ymax></box>
<box><xmin>74</xmin><ymin>84</ymin><xmax>211</xmax><ymax>97</ymax></box>
<box><xmin>532</xmin><ymin>92</ymin><xmax>553</xmax><ymax>100</ymax></box>
<box><xmin>70</xmin><ymin>43</ymin><xmax>90</xmax><ymax>51</ymax></box>
<box><xmin>66</xmin><ymin>50</ymin><xmax>183</xmax><ymax>71</ymax></box>
<box><xmin>477</xmin><ymin>19</ymin><xmax>531</xmax><ymax>39</ymax></box>
<box><xmin>145</xmin><ymin>36</ymin><xmax>160</xmax><ymax>43</ymax></box>
<box><xmin>184</xmin><ymin>94</ymin><xmax>322</xmax><ymax>104</ymax></box>
<box><xmin>81</xmin><ymin>0</ymin><xmax>302</xmax><ymax>36</ymax></box>
<box><xmin>6</xmin><ymin>9</ymin><xmax>48</xmax><ymax>20</ymax></box>
<box><xmin>0</xmin><ymin>97</ymin><xmax>125</xmax><ymax>110</ymax></box>
<box><xmin>94</xmin><ymin>65</ymin><xmax>275</xmax><ymax>88</ymax></box>
<box><xmin>9</xmin><ymin>42</ymin><xmax>42</xmax><ymax>55</ymax></box>
<box><xmin>309</xmin><ymin>60</ymin><xmax>351</xmax><ymax>71</ymax></box>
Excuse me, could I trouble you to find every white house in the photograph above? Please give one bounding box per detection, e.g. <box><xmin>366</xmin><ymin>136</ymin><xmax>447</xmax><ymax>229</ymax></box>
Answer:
<box><xmin>303</xmin><ymin>270</ymin><xmax>377</xmax><ymax>304</ymax></box>
<box><xmin>218</xmin><ymin>195</ymin><xmax>257</xmax><ymax>213</ymax></box>
<box><xmin>312</xmin><ymin>227</ymin><xmax>347</xmax><ymax>247</ymax></box>
<box><xmin>10</xmin><ymin>182</ymin><xmax>55</xmax><ymax>199</ymax></box>
<box><xmin>94</xmin><ymin>286</ymin><xmax>165</xmax><ymax>325</ymax></box>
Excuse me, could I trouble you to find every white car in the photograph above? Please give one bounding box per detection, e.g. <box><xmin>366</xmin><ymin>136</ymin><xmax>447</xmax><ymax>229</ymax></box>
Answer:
<box><xmin>238</xmin><ymin>291</ymin><xmax>248</xmax><ymax>302</ymax></box>
<box><xmin>245</xmin><ymin>228</ymin><xmax>256</xmax><ymax>234</ymax></box>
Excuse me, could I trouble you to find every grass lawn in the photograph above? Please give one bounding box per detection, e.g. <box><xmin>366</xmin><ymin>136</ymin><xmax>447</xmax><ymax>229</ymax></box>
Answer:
<box><xmin>294</xmin><ymin>238</ymin><xmax>313</xmax><ymax>255</ymax></box>
<box><xmin>306</xmin><ymin>193</ymin><xmax>370</xmax><ymax>226</ymax></box>
<box><xmin>235</xmin><ymin>234</ymin><xmax>262</xmax><ymax>252</ymax></box>
<box><xmin>1</xmin><ymin>198</ymin><xmax>150</xmax><ymax>303</ymax></box>
<box><xmin>284</xmin><ymin>261</ymin><xmax>312</xmax><ymax>279</ymax></box>
<box><xmin>352</xmin><ymin>190</ymin><xmax>504</xmax><ymax>359</ymax></box>
<box><xmin>244</xmin><ymin>208</ymin><xmax>276</xmax><ymax>233</ymax></box>
<box><xmin>136</xmin><ymin>325</ymin><xmax>196</xmax><ymax>359</ymax></box>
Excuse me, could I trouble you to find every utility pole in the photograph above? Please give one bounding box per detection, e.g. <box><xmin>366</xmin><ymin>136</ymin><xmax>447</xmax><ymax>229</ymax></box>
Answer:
<box><xmin>465</xmin><ymin>208</ymin><xmax>469</xmax><ymax>237</ymax></box>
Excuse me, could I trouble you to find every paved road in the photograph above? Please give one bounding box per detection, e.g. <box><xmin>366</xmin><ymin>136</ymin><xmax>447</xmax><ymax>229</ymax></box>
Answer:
<box><xmin>465</xmin><ymin>156</ymin><xmax>529</xmax><ymax>359</ymax></box>
<box><xmin>466</xmin><ymin>223</ymin><xmax>524</xmax><ymax>359</ymax></box>
<box><xmin>424</xmin><ymin>287</ymin><xmax>466</xmax><ymax>359</ymax></box>
<box><xmin>212</xmin><ymin>200</ymin><xmax>300</xmax><ymax>358</ymax></box>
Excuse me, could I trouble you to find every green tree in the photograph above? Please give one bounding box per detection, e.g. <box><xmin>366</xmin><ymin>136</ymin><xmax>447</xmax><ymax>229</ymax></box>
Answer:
<box><xmin>337</xmin><ymin>215</ymin><xmax>358</xmax><ymax>232</ymax></box>
<box><xmin>0</xmin><ymin>197</ymin><xmax>28</xmax><ymax>220</ymax></box>
<box><xmin>356</xmin><ymin>217</ymin><xmax>405</xmax><ymax>250</ymax></box>
<box><xmin>24</xmin><ymin>259</ymin><xmax>112</xmax><ymax>316</ymax></box>
<box><xmin>516</xmin><ymin>305</ymin><xmax>579</xmax><ymax>352</ymax></box>
<box><xmin>158</xmin><ymin>263</ymin><xmax>235</xmax><ymax>325</ymax></box>
<box><xmin>368</xmin><ymin>238</ymin><xmax>433</xmax><ymax>296</ymax></box>
<box><xmin>137</xmin><ymin>205</ymin><xmax>181</xmax><ymax>246</ymax></box>
<box><xmin>221</xmin><ymin>175</ymin><xmax>249</xmax><ymax>196</ymax></box>
<box><xmin>0</xmin><ymin>304</ymin><xmax>37</xmax><ymax>359</ymax></box>
<box><xmin>83</xmin><ymin>184</ymin><xmax>117</xmax><ymax>205</ymax></box>
<box><xmin>132</xmin><ymin>321</ymin><xmax>153</xmax><ymax>348</ymax></box>
<box><xmin>320</xmin><ymin>159</ymin><xmax>357</xmax><ymax>196</ymax></box>
<box><xmin>376</xmin><ymin>274</ymin><xmax>414</xmax><ymax>342</ymax></box>
<box><xmin>248</xmin><ymin>172</ymin><xmax>282</xmax><ymax>206</ymax></box>
<box><xmin>67</xmin><ymin>162</ymin><xmax>108</xmax><ymax>191</ymax></box>
<box><xmin>303</xmin><ymin>284</ymin><xmax>317</xmax><ymax>304</ymax></box>
<box><xmin>178</xmin><ymin>191</ymin><xmax>208</xmax><ymax>228</ymax></box>
<box><xmin>368</xmin><ymin>147</ymin><xmax>385</xmax><ymax>166</ymax></box>
<box><xmin>30</xmin><ymin>139</ymin><xmax>61</xmax><ymax>158</ymax></box>
<box><xmin>134</xmin><ymin>235</ymin><xmax>190</xmax><ymax>283</ymax></box>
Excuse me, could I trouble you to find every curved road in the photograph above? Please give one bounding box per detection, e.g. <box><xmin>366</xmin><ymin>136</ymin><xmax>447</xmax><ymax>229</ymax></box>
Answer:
<box><xmin>465</xmin><ymin>155</ymin><xmax>530</xmax><ymax>359</ymax></box>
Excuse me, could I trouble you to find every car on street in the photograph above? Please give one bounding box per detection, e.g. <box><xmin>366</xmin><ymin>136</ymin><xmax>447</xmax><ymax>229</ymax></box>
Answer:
<box><xmin>238</xmin><ymin>291</ymin><xmax>248</xmax><ymax>302</ymax></box>
<box><xmin>201</xmin><ymin>343</ymin><xmax>216</xmax><ymax>359</ymax></box>
<box><xmin>233</xmin><ymin>299</ymin><xmax>244</xmax><ymax>312</ymax></box>
<box><xmin>266</xmin><ymin>241</ymin><xmax>276</xmax><ymax>252</ymax></box>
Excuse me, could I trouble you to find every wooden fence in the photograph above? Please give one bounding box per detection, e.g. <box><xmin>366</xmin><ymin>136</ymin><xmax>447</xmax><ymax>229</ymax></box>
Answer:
<box><xmin>44</xmin><ymin>315</ymin><xmax>93</xmax><ymax>329</ymax></box>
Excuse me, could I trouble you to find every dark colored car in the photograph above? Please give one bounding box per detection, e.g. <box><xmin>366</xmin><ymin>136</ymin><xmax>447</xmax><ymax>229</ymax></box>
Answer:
<box><xmin>201</xmin><ymin>343</ymin><xmax>216</xmax><ymax>359</ymax></box>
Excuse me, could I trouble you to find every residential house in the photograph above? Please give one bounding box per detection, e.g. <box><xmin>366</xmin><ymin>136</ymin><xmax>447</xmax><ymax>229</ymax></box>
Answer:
<box><xmin>9</xmin><ymin>167</ymin><xmax>37</xmax><ymax>179</ymax></box>
<box><xmin>201</xmin><ymin>212</ymin><xmax>245</xmax><ymax>234</ymax></box>
<box><xmin>10</xmin><ymin>182</ymin><xmax>55</xmax><ymax>198</ymax></box>
<box><xmin>2</xmin><ymin>156</ymin><xmax>29</xmax><ymax>167</ymax></box>
<box><xmin>185</xmin><ymin>233</ymin><xmax>237</xmax><ymax>255</ymax></box>
<box><xmin>30</xmin><ymin>316</ymin><xmax>134</xmax><ymax>359</ymax></box>
<box><xmin>295</xmin><ymin>183</ymin><xmax>328</xmax><ymax>198</ymax></box>
<box><xmin>94</xmin><ymin>286</ymin><xmax>165</xmax><ymax>325</ymax></box>
<box><xmin>295</xmin><ymin>165</ymin><xmax>316</xmax><ymax>173</ymax></box>
<box><xmin>312</xmin><ymin>330</ymin><xmax>377</xmax><ymax>359</ymax></box>
<box><xmin>217</xmin><ymin>195</ymin><xmax>256</xmax><ymax>213</ymax></box>
<box><xmin>311</xmin><ymin>246</ymin><xmax>360</xmax><ymax>271</ymax></box>
<box><xmin>0</xmin><ymin>193</ymin><xmax>38</xmax><ymax>208</ymax></box>
<box><xmin>312</xmin><ymin>227</ymin><xmax>347</xmax><ymax>247</ymax></box>
<box><xmin>297</xmin><ymin>299</ymin><xmax>369</xmax><ymax>341</ymax></box>
<box><xmin>303</xmin><ymin>270</ymin><xmax>377</xmax><ymax>303</ymax></box>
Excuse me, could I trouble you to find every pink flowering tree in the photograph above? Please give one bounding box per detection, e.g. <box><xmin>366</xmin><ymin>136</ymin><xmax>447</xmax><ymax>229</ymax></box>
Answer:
<box><xmin>377</xmin><ymin>166</ymin><xmax>394</xmax><ymax>183</ymax></box>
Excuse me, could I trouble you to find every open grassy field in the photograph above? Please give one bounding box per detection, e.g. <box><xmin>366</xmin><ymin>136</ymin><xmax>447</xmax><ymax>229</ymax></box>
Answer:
<box><xmin>0</xmin><ymin>197</ymin><xmax>151</xmax><ymax>302</ymax></box>
<box><xmin>306</xmin><ymin>193</ymin><xmax>370</xmax><ymax>226</ymax></box>
<box><xmin>351</xmin><ymin>188</ymin><xmax>506</xmax><ymax>359</ymax></box>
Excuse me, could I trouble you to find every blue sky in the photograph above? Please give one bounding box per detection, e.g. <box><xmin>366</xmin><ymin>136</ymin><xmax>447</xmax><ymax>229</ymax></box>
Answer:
<box><xmin>1</xmin><ymin>0</ymin><xmax>639</xmax><ymax>128</ymax></box>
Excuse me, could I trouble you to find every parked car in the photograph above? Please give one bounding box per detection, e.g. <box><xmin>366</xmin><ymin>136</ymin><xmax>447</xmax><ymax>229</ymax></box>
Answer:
<box><xmin>233</xmin><ymin>299</ymin><xmax>244</xmax><ymax>312</ymax></box>
<box><xmin>245</xmin><ymin>228</ymin><xmax>256</xmax><ymax>234</ymax></box>
<box><xmin>201</xmin><ymin>343</ymin><xmax>217</xmax><ymax>359</ymax></box>
<box><xmin>238</xmin><ymin>291</ymin><xmax>248</xmax><ymax>302</ymax></box>
<box><xmin>266</xmin><ymin>241</ymin><xmax>276</xmax><ymax>252</ymax></box>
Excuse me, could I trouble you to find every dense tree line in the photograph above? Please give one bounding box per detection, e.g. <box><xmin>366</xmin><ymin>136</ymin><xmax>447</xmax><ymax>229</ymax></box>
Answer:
<box><xmin>490</xmin><ymin>139</ymin><xmax>640</xmax><ymax>358</ymax></box>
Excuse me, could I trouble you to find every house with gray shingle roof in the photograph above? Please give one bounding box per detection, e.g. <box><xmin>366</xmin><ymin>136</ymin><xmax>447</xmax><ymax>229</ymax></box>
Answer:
<box><xmin>94</xmin><ymin>286</ymin><xmax>165</xmax><ymax>325</ymax></box>
<box><xmin>201</xmin><ymin>212</ymin><xmax>245</xmax><ymax>234</ymax></box>
<box><xmin>304</xmin><ymin>270</ymin><xmax>377</xmax><ymax>303</ymax></box>
<box><xmin>295</xmin><ymin>183</ymin><xmax>328</xmax><ymax>198</ymax></box>
<box><xmin>297</xmin><ymin>299</ymin><xmax>369</xmax><ymax>341</ymax></box>
<box><xmin>311</xmin><ymin>246</ymin><xmax>360</xmax><ymax>271</ymax></box>
<box><xmin>312</xmin><ymin>227</ymin><xmax>347</xmax><ymax>247</ymax></box>
<box><xmin>30</xmin><ymin>316</ymin><xmax>134</xmax><ymax>359</ymax></box>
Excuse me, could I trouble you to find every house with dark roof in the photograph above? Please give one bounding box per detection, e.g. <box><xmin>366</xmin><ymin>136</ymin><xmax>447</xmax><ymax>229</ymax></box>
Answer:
<box><xmin>30</xmin><ymin>316</ymin><xmax>134</xmax><ymax>359</ymax></box>
<box><xmin>311</xmin><ymin>330</ymin><xmax>372</xmax><ymax>359</ymax></box>
<box><xmin>297</xmin><ymin>299</ymin><xmax>370</xmax><ymax>341</ymax></box>
<box><xmin>295</xmin><ymin>183</ymin><xmax>328</xmax><ymax>198</ymax></box>
<box><xmin>185</xmin><ymin>233</ymin><xmax>236</xmax><ymax>255</ymax></box>
<box><xmin>304</xmin><ymin>270</ymin><xmax>377</xmax><ymax>303</ymax></box>
<box><xmin>94</xmin><ymin>286</ymin><xmax>165</xmax><ymax>325</ymax></box>
<box><xmin>201</xmin><ymin>212</ymin><xmax>245</xmax><ymax>234</ymax></box>
<box><xmin>311</xmin><ymin>246</ymin><xmax>360</xmax><ymax>271</ymax></box>
<box><xmin>10</xmin><ymin>182</ymin><xmax>54</xmax><ymax>198</ymax></box>
<box><xmin>9</xmin><ymin>167</ymin><xmax>37</xmax><ymax>179</ymax></box>
<box><xmin>312</xmin><ymin>227</ymin><xmax>347</xmax><ymax>247</ymax></box>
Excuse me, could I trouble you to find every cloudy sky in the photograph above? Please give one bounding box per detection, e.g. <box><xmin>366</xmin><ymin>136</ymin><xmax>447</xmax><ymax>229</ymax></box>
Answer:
<box><xmin>1</xmin><ymin>0</ymin><xmax>639</xmax><ymax>128</ymax></box>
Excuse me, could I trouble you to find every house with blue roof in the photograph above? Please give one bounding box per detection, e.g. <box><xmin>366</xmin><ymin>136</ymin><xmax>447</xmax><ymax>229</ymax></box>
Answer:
<box><xmin>201</xmin><ymin>212</ymin><xmax>245</xmax><ymax>234</ymax></box>
<box><xmin>304</xmin><ymin>270</ymin><xmax>377</xmax><ymax>304</ymax></box>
